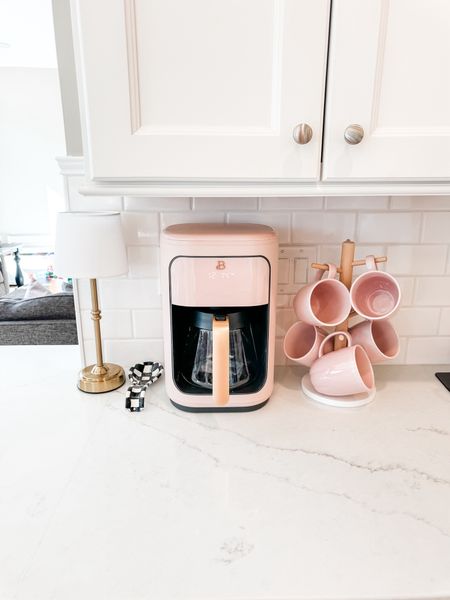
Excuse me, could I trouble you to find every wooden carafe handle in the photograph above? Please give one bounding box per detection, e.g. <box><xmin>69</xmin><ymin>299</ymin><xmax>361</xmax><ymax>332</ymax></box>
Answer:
<box><xmin>212</xmin><ymin>316</ymin><xmax>230</xmax><ymax>406</ymax></box>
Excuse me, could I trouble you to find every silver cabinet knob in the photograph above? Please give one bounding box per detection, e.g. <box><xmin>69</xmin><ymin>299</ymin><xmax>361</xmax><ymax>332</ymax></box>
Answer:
<box><xmin>293</xmin><ymin>123</ymin><xmax>313</xmax><ymax>145</ymax></box>
<box><xmin>344</xmin><ymin>124</ymin><xmax>364</xmax><ymax>145</ymax></box>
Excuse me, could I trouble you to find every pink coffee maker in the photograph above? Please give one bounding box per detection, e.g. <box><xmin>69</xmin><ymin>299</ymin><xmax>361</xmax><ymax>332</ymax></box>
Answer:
<box><xmin>160</xmin><ymin>223</ymin><xmax>278</xmax><ymax>411</ymax></box>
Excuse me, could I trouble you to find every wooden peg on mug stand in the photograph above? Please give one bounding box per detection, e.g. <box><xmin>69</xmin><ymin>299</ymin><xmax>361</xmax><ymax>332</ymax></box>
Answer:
<box><xmin>352</xmin><ymin>256</ymin><xmax>387</xmax><ymax>267</ymax></box>
<box><xmin>311</xmin><ymin>256</ymin><xmax>387</xmax><ymax>272</ymax></box>
<box><xmin>333</xmin><ymin>239</ymin><xmax>355</xmax><ymax>350</ymax></box>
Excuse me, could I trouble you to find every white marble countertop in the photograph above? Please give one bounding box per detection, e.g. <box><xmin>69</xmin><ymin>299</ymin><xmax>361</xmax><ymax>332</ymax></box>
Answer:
<box><xmin>1</xmin><ymin>346</ymin><xmax>450</xmax><ymax>600</ymax></box>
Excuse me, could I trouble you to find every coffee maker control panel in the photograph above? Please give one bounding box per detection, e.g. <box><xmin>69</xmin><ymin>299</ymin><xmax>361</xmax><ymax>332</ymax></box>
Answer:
<box><xmin>170</xmin><ymin>256</ymin><xmax>270</xmax><ymax>307</ymax></box>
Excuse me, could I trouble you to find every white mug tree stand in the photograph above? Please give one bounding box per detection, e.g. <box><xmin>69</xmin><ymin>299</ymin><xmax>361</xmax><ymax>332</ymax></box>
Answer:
<box><xmin>301</xmin><ymin>239</ymin><xmax>387</xmax><ymax>408</ymax></box>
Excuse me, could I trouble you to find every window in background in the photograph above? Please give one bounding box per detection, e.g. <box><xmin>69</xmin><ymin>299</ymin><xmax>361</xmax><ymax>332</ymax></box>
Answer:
<box><xmin>0</xmin><ymin>1</ymin><xmax>76</xmax><ymax>346</ymax></box>
<box><xmin>0</xmin><ymin>0</ymin><xmax>66</xmax><ymax>253</ymax></box>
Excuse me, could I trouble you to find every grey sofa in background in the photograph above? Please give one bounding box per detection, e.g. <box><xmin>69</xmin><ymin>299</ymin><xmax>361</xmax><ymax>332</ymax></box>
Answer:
<box><xmin>0</xmin><ymin>292</ymin><xmax>78</xmax><ymax>345</ymax></box>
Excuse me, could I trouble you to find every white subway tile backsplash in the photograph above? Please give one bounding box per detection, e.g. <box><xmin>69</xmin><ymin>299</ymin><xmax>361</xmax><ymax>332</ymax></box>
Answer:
<box><xmin>277</xmin><ymin>294</ymin><xmax>293</xmax><ymax>308</ymax></box>
<box><xmin>294</xmin><ymin>258</ymin><xmax>308</xmax><ymax>284</ymax></box>
<box><xmin>391</xmin><ymin>307</ymin><xmax>440</xmax><ymax>336</ymax></box>
<box><xmin>161</xmin><ymin>211</ymin><xmax>225</xmax><ymax>228</ymax></box>
<box><xmin>63</xmin><ymin>173</ymin><xmax>450</xmax><ymax>366</ymax></box>
<box><xmin>325</xmin><ymin>196</ymin><xmax>389</xmax><ymax>210</ymax></box>
<box><xmin>406</xmin><ymin>337</ymin><xmax>450</xmax><ymax>364</ymax></box>
<box><xmin>275</xmin><ymin>338</ymin><xmax>286</xmax><ymax>366</ymax></box>
<box><xmin>104</xmin><ymin>339</ymin><xmax>165</xmax><ymax>366</ymax></box>
<box><xmin>193</xmin><ymin>197</ymin><xmax>257</xmax><ymax>211</ymax></box>
<box><xmin>81</xmin><ymin>309</ymin><xmax>133</xmax><ymax>340</ymax></box>
<box><xmin>357</xmin><ymin>212</ymin><xmax>422</xmax><ymax>243</ymax></box>
<box><xmin>292</xmin><ymin>212</ymin><xmax>356</xmax><ymax>244</ymax></box>
<box><xmin>124</xmin><ymin>196</ymin><xmax>191</xmax><ymax>212</ymax></box>
<box><xmin>438</xmin><ymin>308</ymin><xmax>450</xmax><ymax>335</ymax></box>
<box><xmin>132</xmin><ymin>309</ymin><xmax>164</xmax><ymax>339</ymax></box>
<box><xmin>395</xmin><ymin>277</ymin><xmax>415</xmax><ymax>306</ymax></box>
<box><xmin>390</xmin><ymin>196</ymin><xmax>450</xmax><ymax>210</ymax></box>
<box><xmin>128</xmin><ymin>246</ymin><xmax>160</xmax><ymax>278</ymax></box>
<box><xmin>387</xmin><ymin>245</ymin><xmax>447</xmax><ymax>275</ymax></box>
<box><xmin>415</xmin><ymin>277</ymin><xmax>450</xmax><ymax>306</ymax></box>
<box><xmin>228</xmin><ymin>212</ymin><xmax>291</xmax><ymax>243</ymax></box>
<box><xmin>422</xmin><ymin>212</ymin><xmax>450</xmax><ymax>243</ymax></box>
<box><xmin>260</xmin><ymin>197</ymin><xmax>323</xmax><ymax>210</ymax></box>
<box><xmin>276</xmin><ymin>309</ymin><xmax>296</xmax><ymax>338</ymax></box>
<box><xmin>121</xmin><ymin>212</ymin><xmax>159</xmax><ymax>245</ymax></box>
<box><xmin>317</xmin><ymin>245</ymin><xmax>341</xmax><ymax>264</ymax></box>
<box><xmin>99</xmin><ymin>278</ymin><xmax>161</xmax><ymax>309</ymax></box>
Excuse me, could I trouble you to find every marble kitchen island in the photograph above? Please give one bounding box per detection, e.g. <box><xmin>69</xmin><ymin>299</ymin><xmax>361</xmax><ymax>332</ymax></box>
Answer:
<box><xmin>1</xmin><ymin>346</ymin><xmax>450</xmax><ymax>600</ymax></box>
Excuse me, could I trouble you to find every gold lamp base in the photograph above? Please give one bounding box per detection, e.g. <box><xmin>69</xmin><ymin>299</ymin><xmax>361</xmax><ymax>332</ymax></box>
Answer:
<box><xmin>78</xmin><ymin>363</ymin><xmax>125</xmax><ymax>394</ymax></box>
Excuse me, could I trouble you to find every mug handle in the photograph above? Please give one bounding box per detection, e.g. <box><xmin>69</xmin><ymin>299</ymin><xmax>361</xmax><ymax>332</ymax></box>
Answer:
<box><xmin>318</xmin><ymin>331</ymin><xmax>352</xmax><ymax>357</ymax></box>
<box><xmin>312</xmin><ymin>263</ymin><xmax>338</xmax><ymax>282</ymax></box>
<box><xmin>365</xmin><ymin>255</ymin><xmax>377</xmax><ymax>271</ymax></box>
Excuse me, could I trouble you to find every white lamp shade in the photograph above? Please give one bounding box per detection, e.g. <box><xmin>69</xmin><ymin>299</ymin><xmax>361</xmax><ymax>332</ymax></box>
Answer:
<box><xmin>55</xmin><ymin>212</ymin><xmax>128</xmax><ymax>278</ymax></box>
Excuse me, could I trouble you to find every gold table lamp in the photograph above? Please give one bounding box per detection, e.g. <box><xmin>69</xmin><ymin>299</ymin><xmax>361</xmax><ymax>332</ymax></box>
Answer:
<box><xmin>55</xmin><ymin>211</ymin><xmax>128</xmax><ymax>393</ymax></box>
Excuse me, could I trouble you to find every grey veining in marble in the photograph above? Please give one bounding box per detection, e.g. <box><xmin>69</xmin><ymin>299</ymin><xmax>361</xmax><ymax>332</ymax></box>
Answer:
<box><xmin>1</xmin><ymin>347</ymin><xmax>449</xmax><ymax>600</ymax></box>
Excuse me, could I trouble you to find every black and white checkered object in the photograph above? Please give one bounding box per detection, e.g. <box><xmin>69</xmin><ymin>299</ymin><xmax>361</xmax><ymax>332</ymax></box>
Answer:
<box><xmin>125</xmin><ymin>386</ymin><xmax>147</xmax><ymax>412</ymax></box>
<box><xmin>129</xmin><ymin>361</ymin><xmax>164</xmax><ymax>386</ymax></box>
<box><xmin>125</xmin><ymin>361</ymin><xmax>164</xmax><ymax>412</ymax></box>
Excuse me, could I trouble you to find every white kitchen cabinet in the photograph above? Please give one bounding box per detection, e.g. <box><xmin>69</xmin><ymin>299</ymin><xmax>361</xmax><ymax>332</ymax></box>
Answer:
<box><xmin>322</xmin><ymin>0</ymin><xmax>450</xmax><ymax>181</ymax></box>
<box><xmin>72</xmin><ymin>0</ymin><xmax>330</xmax><ymax>182</ymax></box>
<box><xmin>71</xmin><ymin>0</ymin><xmax>450</xmax><ymax>194</ymax></box>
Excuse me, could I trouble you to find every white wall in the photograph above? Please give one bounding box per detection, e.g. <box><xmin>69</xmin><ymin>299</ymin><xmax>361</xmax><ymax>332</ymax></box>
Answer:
<box><xmin>52</xmin><ymin>0</ymin><xmax>83</xmax><ymax>156</ymax></box>
<box><xmin>0</xmin><ymin>0</ymin><xmax>57</xmax><ymax>69</ymax></box>
<box><xmin>0</xmin><ymin>67</ymin><xmax>65</xmax><ymax>236</ymax></box>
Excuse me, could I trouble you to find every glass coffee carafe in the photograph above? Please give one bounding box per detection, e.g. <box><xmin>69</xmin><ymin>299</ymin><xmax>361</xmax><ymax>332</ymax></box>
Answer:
<box><xmin>185</xmin><ymin>310</ymin><xmax>258</xmax><ymax>393</ymax></box>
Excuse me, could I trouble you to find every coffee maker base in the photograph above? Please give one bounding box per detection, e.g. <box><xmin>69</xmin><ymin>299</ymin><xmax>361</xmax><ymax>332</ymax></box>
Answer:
<box><xmin>170</xmin><ymin>398</ymin><xmax>270</xmax><ymax>413</ymax></box>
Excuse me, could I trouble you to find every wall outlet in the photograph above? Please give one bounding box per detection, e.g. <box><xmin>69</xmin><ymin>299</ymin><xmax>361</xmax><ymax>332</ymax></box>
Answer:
<box><xmin>278</xmin><ymin>246</ymin><xmax>317</xmax><ymax>294</ymax></box>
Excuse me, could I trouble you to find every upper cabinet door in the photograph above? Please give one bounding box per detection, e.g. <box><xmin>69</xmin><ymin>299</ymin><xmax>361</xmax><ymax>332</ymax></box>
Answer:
<box><xmin>323</xmin><ymin>0</ymin><xmax>450</xmax><ymax>181</ymax></box>
<box><xmin>72</xmin><ymin>0</ymin><xmax>330</xmax><ymax>181</ymax></box>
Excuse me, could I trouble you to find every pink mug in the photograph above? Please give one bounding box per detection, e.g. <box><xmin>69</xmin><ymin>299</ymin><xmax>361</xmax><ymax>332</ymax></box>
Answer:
<box><xmin>283</xmin><ymin>321</ymin><xmax>333</xmax><ymax>367</ymax></box>
<box><xmin>349</xmin><ymin>319</ymin><xmax>399</xmax><ymax>364</ymax></box>
<box><xmin>350</xmin><ymin>255</ymin><xmax>401</xmax><ymax>321</ymax></box>
<box><xmin>310</xmin><ymin>331</ymin><xmax>374</xmax><ymax>396</ymax></box>
<box><xmin>293</xmin><ymin>264</ymin><xmax>351</xmax><ymax>327</ymax></box>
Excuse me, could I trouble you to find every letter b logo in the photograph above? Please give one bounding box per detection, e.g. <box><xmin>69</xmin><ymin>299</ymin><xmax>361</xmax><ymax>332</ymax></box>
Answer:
<box><xmin>216</xmin><ymin>260</ymin><xmax>226</xmax><ymax>270</ymax></box>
